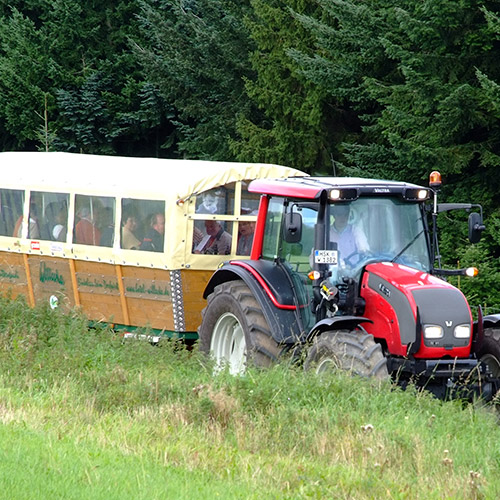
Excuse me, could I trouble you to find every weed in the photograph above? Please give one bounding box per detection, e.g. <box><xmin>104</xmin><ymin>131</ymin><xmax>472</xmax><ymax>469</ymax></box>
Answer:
<box><xmin>0</xmin><ymin>297</ymin><xmax>499</xmax><ymax>498</ymax></box>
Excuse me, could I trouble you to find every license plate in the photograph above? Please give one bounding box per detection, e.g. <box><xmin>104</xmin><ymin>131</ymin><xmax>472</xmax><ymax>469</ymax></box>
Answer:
<box><xmin>314</xmin><ymin>250</ymin><xmax>338</xmax><ymax>265</ymax></box>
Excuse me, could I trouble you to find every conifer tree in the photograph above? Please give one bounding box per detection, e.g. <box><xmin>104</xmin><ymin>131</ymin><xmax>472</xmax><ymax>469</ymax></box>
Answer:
<box><xmin>136</xmin><ymin>0</ymin><xmax>254</xmax><ymax>160</ymax></box>
<box><xmin>232</xmin><ymin>0</ymin><xmax>332</xmax><ymax>172</ymax></box>
<box><xmin>0</xmin><ymin>1</ymin><xmax>169</xmax><ymax>155</ymax></box>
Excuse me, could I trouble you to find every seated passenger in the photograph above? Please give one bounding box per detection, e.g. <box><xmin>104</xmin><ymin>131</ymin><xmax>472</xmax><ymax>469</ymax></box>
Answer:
<box><xmin>192</xmin><ymin>226</ymin><xmax>204</xmax><ymax>251</ymax></box>
<box><xmin>237</xmin><ymin>220</ymin><xmax>255</xmax><ymax>256</ymax></box>
<box><xmin>75</xmin><ymin>207</ymin><xmax>101</xmax><ymax>245</ymax></box>
<box><xmin>194</xmin><ymin>220</ymin><xmax>231</xmax><ymax>255</ymax></box>
<box><xmin>197</xmin><ymin>192</ymin><xmax>218</xmax><ymax>214</ymax></box>
<box><xmin>99</xmin><ymin>207</ymin><xmax>115</xmax><ymax>247</ymax></box>
<box><xmin>52</xmin><ymin>206</ymin><xmax>68</xmax><ymax>242</ymax></box>
<box><xmin>13</xmin><ymin>203</ymin><xmax>40</xmax><ymax>239</ymax></box>
<box><xmin>121</xmin><ymin>214</ymin><xmax>141</xmax><ymax>250</ymax></box>
<box><xmin>141</xmin><ymin>213</ymin><xmax>165</xmax><ymax>252</ymax></box>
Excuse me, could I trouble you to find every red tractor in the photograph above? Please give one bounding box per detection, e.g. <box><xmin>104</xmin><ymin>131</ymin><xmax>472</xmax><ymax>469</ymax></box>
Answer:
<box><xmin>199</xmin><ymin>172</ymin><xmax>500</xmax><ymax>399</ymax></box>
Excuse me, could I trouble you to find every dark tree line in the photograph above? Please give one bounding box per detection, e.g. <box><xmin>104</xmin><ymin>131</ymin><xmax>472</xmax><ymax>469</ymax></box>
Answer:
<box><xmin>1</xmin><ymin>0</ymin><xmax>500</xmax><ymax>307</ymax></box>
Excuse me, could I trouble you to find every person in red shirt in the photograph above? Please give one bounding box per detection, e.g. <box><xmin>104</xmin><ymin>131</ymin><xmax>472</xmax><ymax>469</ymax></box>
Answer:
<box><xmin>75</xmin><ymin>207</ymin><xmax>101</xmax><ymax>245</ymax></box>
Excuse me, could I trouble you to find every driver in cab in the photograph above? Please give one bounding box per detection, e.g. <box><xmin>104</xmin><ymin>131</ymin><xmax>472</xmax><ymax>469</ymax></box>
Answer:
<box><xmin>330</xmin><ymin>204</ymin><xmax>368</xmax><ymax>265</ymax></box>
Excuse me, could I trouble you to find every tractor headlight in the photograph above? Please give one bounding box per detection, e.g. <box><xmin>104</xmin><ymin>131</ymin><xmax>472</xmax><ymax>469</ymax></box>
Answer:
<box><xmin>423</xmin><ymin>325</ymin><xmax>444</xmax><ymax>339</ymax></box>
<box><xmin>454</xmin><ymin>324</ymin><xmax>471</xmax><ymax>339</ymax></box>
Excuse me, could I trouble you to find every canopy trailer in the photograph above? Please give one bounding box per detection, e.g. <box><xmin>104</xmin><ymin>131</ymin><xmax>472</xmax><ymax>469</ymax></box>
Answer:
<box><xmin>0</xmin><ymin>152</ymin><xmax>305</xmax><ymax>339</ymax></box>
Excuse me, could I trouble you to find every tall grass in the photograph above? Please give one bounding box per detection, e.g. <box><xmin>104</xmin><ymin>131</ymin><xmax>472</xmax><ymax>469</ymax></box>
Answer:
<box><xmin>0</xmin><ymin>295</ymin><xmax>498</xmax><ymax>499</ymax></box>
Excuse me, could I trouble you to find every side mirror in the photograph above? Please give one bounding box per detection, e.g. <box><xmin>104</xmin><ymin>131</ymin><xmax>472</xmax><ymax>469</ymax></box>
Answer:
<box><xmin>283</xmin><ymin>211</ymin><xmax>302</xmax><ymax>243</ymax></box>
<box><xmin>468</xmin><ymin>212</ymin><xmax>485</xmax><ymax>244</ymax></box>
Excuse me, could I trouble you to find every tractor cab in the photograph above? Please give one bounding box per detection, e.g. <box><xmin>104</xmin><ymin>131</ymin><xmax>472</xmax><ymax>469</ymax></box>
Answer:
<box><xmin>252</xmin><ymin>176</ymin><xmax>434</xmax><ymax>330</ymax></box>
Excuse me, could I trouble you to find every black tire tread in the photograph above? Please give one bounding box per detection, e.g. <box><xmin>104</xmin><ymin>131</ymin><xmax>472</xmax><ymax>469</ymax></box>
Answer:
<box><xmin>199</xmin><ymin>280</ymin><xmax>283</xmax><ymax>368</ymax></box>
<box><xmin>304</xmin><ymin>329</ymin><xmax>389</xmax><ymax>379</ymax></box>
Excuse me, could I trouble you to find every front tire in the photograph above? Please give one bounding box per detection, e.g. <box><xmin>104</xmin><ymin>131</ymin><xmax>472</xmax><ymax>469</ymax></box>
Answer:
<box><xmin>199</xmin><ymin>281</ymin><xmax>283</xmax><ymax>374</ymax></box>
<box><xmin>304</xmin><ymin>330</ymin><xmax>388</xmax><ymax>379</ymax></box>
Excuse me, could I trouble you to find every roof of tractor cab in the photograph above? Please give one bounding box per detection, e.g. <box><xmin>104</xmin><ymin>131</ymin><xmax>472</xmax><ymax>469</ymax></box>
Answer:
<box><xmin>249</xmin><ymin>176</ymin><xmax>429</xmax><ymax>200</ymax></box>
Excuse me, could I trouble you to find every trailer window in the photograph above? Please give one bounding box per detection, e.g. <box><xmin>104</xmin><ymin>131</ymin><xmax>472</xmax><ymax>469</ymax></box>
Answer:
<box><xmin>190</xmin><ymin>181</ymin><xmax>260</xmax><ymax>256</ymax></box>
<box><xmin>29</xmin><ymin>192</ymin><xmax>69</xmax><ymax>242</ymax></box>
<box><xmin>241</xmin><ymin>181</ymin><xmax>260</xmax><ymax>214</ymax></box>
<box><xmin>121</xmin><ymin>198</ymin><xmax>165</xmax><ymax>252</ymax></box>
<box><xmin>193</xmin><ymin>220</ymin><xmax>233</xmax><ymax>255</ymax></box>
<box><xmin>0</xmin><ymin>189</ymin><xmax>24</xmax><ymax>237</ymax></box>
<box><xmin>74</xmin><ymin>195</ymin><xmax>115</xmax><ymax>247</ymax></box>
<box><xmin>195</xmin><ymin>185</ymin><xmax>234</xmax><ymax>215</ymax></box>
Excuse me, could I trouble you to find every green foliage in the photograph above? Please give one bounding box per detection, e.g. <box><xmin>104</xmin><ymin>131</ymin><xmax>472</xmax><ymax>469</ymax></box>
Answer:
<box><xmin>136</xmin><ymin>0</ymin><xmax>255</xmax><ymax>160</ymax></box>
<box><xmin>292</xmin><ymin>0</ymin><xmax>500</xmax><ymax>182</ymax></box>
<box><xmin>231</xmin><ymin>0</ymin><xmax>332</xmax><ymax>172</ymax></box>
<box><xmin>0</xmin><ymin>0</ymin><xmax>171</xmax><ymax>156</ymax></box>
<box><xmin>0</xmin><ymin>7</ymin><xmax>54</xmax><ymax>148</ymax></box>
<box><xmin>290</xmin><ymin>0</ymin><xmax>500</xmax><ymax>304</ymax></box>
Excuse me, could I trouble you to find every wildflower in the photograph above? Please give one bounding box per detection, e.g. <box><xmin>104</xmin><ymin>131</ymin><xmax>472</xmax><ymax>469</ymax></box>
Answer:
<box><xmin>469</xmin><ymin>470</ymin><xmax>481</xmax><ymax>480</ymax></box>
<box><xmin>469</xmin><ymin>470</ymin><xmax>481</xmax><ymax>488</ymax></box>
<box><xmin>192</xmin><ymin>384</ymin><xmax>206</xmax><ymax>395</ymax></box>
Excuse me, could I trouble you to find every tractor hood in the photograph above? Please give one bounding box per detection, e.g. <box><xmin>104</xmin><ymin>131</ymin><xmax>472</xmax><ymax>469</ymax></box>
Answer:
<box><xmin>360</xmin><ymin>262</ymin><xmax>473</xmax><ymax>358</ymax></box>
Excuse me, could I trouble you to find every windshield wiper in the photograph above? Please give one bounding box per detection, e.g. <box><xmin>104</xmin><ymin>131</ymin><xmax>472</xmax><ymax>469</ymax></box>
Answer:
<box><xmin>391</xmin><ymin>229</ymin><xmax>425</xmax><ymax>264</ymax></box>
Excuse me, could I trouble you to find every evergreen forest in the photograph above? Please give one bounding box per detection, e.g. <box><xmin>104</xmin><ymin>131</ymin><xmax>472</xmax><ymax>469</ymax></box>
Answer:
<box><xmin>1</xmin><ymin>0</ymin><xmax>500</xmax><ymax>308</ymax></box>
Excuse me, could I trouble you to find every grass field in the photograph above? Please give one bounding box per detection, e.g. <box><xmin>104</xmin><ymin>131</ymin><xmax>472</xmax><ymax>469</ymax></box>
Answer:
<box><xmin>0</xmin><ymin>296</ymin><xmax>499</xmax><ymax>499</ymax></box>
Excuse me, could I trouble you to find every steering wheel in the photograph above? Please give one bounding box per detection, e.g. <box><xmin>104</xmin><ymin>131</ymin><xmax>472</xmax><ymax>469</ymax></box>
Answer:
<box><xmin>342</xmin><ymin>251</ymin><xmax>396</xmax><ymax>268</ymax></box>
<box><xmin>342</xmin><ymin>250</ymin><xmax>369</xmax><ymax>267</ymax></box>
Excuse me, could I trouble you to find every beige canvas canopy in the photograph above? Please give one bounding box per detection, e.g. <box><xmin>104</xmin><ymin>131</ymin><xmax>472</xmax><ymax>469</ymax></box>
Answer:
<box><xmin>0</xmin><ymin>152</ymin><xmax>307</xmax><ymax>270</ymax></box>
<box><xmin>0</xmin><ymin>151</ymin><xmax>304</xmax><ymax>200</ymax></box>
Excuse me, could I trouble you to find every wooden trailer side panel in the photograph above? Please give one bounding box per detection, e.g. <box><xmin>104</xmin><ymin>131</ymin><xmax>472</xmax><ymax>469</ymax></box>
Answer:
<box><xmin>0</xmin><ymin>253</ymin><xmax>214</xmax><ymax>336</ymax></box>
<box><xmin>0</xmin><ymin>252</ymin><xmax>30</xmax><ymax>302</ymax></box>
<box><xmin>121</xmin><ymin>266</ymin><xmax>174</xmax><ymax>331</ymax></box>
<box><xmin>179</xmin><ymin>269</ymin><xmax>214</xmax><ymax>332</ymax></box>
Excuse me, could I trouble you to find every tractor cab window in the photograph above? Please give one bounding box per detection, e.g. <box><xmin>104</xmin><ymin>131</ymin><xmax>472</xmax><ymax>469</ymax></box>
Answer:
<box><xmin>262</xmin><ymin>197</ymin><xmax>317</xmax><ymax>264</ymax></box>
<box><xmin>262</xmin><ymin>197</ymin><xmax>317</xmax><ymax>329</ymax></box>
<box><xmin>327</xmin><ymin>197</ymin><xmax>431</xmax><ymax>283</ymax></box>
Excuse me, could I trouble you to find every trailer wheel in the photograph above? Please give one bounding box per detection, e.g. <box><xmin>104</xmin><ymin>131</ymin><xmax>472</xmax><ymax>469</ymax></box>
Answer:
<box><xmin>476</xmin><ymin>327</ymin><xmax>500</xmax><ymax>378</ymax></box>
<box><xmin>199</xmin><ymin>281</ymin><xmax>282</xmax><ymax>374</ymax></box>
<box><xmin>304</xmin><ymin>330</ymin><xmax>389</xmax><ymax>379</ymax></box>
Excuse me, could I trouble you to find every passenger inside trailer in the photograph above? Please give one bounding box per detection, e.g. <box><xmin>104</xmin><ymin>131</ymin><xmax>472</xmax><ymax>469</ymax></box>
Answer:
<box><xmin>190</xmin><ymin>181</ymin><xmax>260</xmax><ymax>257</ymax></box>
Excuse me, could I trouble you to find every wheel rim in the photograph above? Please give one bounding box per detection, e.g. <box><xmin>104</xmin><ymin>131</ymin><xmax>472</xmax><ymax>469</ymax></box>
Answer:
<box><xmin>480</xmin><ymin>353</ymin><xmax>500</xmax><ymax>378</ymax></box>
<box><xmin>210</xmin><ymin>312</ymin><xmax>247</xmax><ymax>375</ymax></box>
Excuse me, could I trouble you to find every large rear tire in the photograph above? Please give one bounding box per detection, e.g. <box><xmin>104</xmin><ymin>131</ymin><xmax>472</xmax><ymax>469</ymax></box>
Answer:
<box><xmin>199</xmin><ymin>281</ymin><xmax>283</xmax><ymax>374</ymax></box>
<box><xmin>304</xmin><ymin>330</ymin><xmax>389</xmax><ymax>379</ymax></box>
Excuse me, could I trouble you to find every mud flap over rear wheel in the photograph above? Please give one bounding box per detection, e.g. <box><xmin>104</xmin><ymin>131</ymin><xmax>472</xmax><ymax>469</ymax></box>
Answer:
<box><xmin>304</xmin><ymin>330</ymin><xmax>389</xmax><ymax>379</ymax></box>
<box><xmin>199</xmin><ymin>281</ymin><xmax>283</xmax><ymax>374</ymax></box>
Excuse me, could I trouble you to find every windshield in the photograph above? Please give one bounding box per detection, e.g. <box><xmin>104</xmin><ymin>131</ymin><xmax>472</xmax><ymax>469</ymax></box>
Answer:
<box><xmin>260</xmin><ymin>195</ymin><xmax>431</xmax><ymax>330</ymax></box>
<box><xmin>327</xmin><ymin>197</ymin><xmax>431</xmax><ymax>282</ymax></box>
